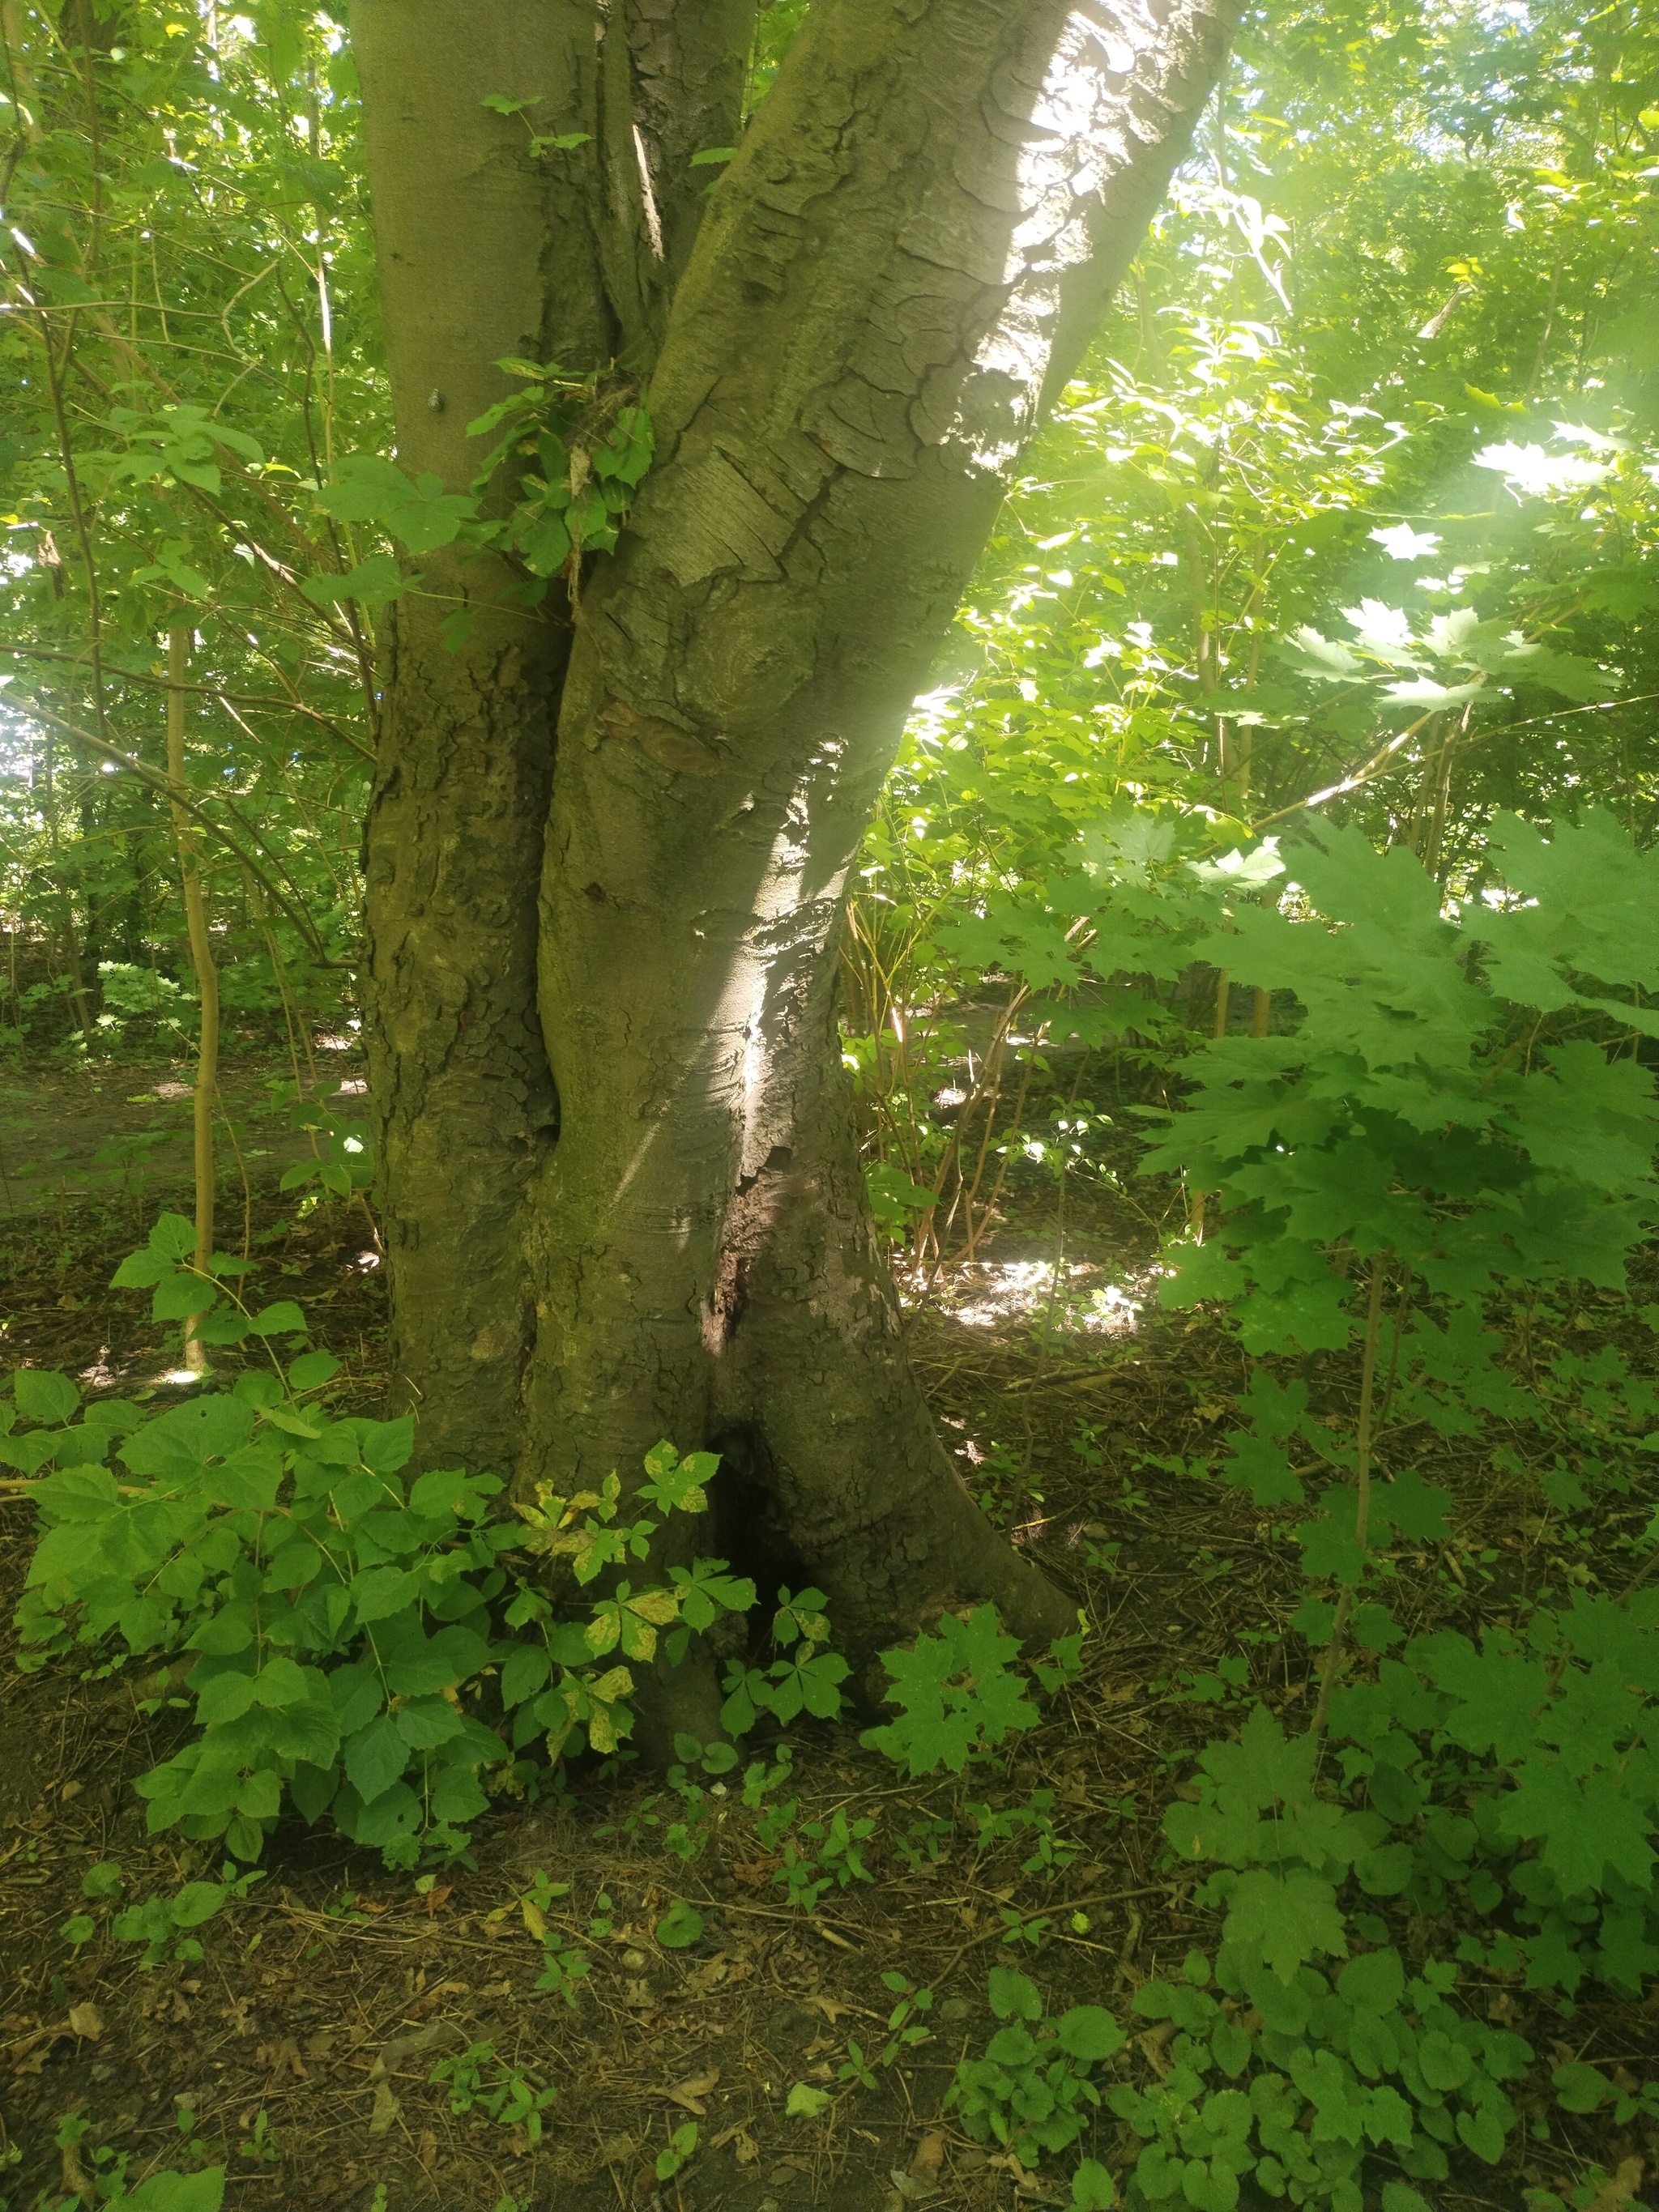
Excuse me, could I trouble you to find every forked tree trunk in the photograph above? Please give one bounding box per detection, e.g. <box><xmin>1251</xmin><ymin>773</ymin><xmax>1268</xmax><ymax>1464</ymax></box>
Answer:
<box><xmin>352</xmin><ymin>0</ymin><xmax>1238</xmax><ymax>1681</ymax></box>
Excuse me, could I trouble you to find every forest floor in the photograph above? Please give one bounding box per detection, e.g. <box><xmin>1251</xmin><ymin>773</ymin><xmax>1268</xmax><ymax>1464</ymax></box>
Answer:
<box><xmin>0</xmin><ymin>1051</ymin><xmax>1652</xmax><ymax>2212</ymax></box>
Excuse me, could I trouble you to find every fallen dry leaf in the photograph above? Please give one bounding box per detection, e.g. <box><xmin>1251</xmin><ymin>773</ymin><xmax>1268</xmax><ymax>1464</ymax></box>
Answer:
<box><xmin>60</xmin><ymin>2135</ymin><xmax>90</xmax><ymax>2197</ymax></box>
<box><xmin>66</xmin><ymin>2004</ymin><xmax>102</xmax><ymax>2041</ymax></box>
<box><xmin>659</xmin><ymin>2067</ymin><xmax>720</xmax><ymax>2116</ymax></box>
<box><xmin>802</xmin><ymin>1993</ymin><xmax>859</xmax><ymax>2023</ymax></box>
<box><xmin>368</xmin><ymin>2015</ymin><xmax>467</xmax><ymax>2133</ymax></box>
<box><xmin>520</xmin><ymin>1895</ymin><xmax>548</xmax><ymax>1941</ymax></box>
<box><xmin>729</xmin><ymin>1857</ymin><xmax>780</xmax><ymax>1887</ymax></box>
<box><xmin>1583</xmin><ymin>2160</ymin><xmax>1645</xmax><ymax>2212</ymax></box>
<box><xmin>1137</xmin><ymin>2022</ymin><xmax>1175</xmax><ymax>2079</ymax></box>
<box><xmin>258</xmin><ymin>2037</ymin><xmax>306</xmax><ymax>2082</ymax></box>
<box><xmin>711</xmin><ymin>2124</ymin><xmax>760</xmax><ymax>2165</ymax></box>
<box><xmin>371</xmin><ymin>2019</ymin><xmax>467</xmax><ymax>2081</ymax></box>
<box><xmin>11</xmin><ymin>2027</ymin><xmax>58</xmax><ymax>2076</ymax></box>
<box><xmin>410</xmin><ymin>1980</ymin><xmax>470</xmax><ymax>2018</ymax></box>
<box><xmin>416</xmin><ymin>2129</ymin><xmax>438</xmax><ymax>2171</ymax></box>
<box><xmin>910</xmin><ymin>2130</ymin><xmax>945</xmax><ymax>2184</ymax></box>
<box><xmin>423</xmin><ymin>1885</ymin><xmax>453</xmax><ymax>1917</ymax></box>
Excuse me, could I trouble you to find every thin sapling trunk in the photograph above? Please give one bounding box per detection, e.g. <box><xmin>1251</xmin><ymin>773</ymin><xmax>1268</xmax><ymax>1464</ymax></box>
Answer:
<box><xmin>166</xmin><ymin>625</ymin><xmax>220</xmax><ymax>1374</ymax></box>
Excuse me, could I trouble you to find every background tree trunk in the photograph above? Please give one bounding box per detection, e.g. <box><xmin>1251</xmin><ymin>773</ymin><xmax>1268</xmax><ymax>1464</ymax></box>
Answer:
<box><xmin>352</xmin><ymin>0</ymin><xmax>1238</xmax><ymax>1652</ymax></box>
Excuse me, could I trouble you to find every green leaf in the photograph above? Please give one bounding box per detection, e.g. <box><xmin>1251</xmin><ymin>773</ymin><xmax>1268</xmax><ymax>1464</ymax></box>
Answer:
<box><xmin>151</xmin><ymin>1270</ymin><xmax>219</xmax><ymax>1321</ymax></box>
<box><xmin>1222</xmin><ymin>1869</ymin><xmax>1346</xmax><ymax>1983</ymax></box>
<box><xmin>1381</xmin><ymin>2186</ymin><xmax>1433</xmax><ymax>2212</ymax></box>
<box><xmin>655</xmin><ymin>1900</ymin><xmax>704</xmax><ymax>1950</ymax></box>
<box><xmin>171</xmin><ymin>1880</ymin><xmax>232</xmax><ymax>1929</ymax></box>
<box><xmin>501</xmin><ymin>1642</ymin><xmax>552</xmax><ymax>1707</ymax></box>
<box><xmin>121</xmin><ymin>1396</ymin><xmax>256</xmax><ymax>1480</ymax></box>
<box><xmin>343</xmin><ymin>1715</ymin><xmax>412</xmax><ymax>1805</ymax></box>
<box><xmin>1071</xmin><ymin>2157</ymin><xmax>1116</xmax><ymax>2210</ymax></box>
<box><xmin>394</xmin><ymin>1696</ymin><xmax>466</xmax><ymax>1749</ymax></box>
<box><xmin>260</xmin><ymin>1402</ymin><xmax>322</xmax><ymax>1440</ymax></box>
<box><xmin>111</xmin><ymin>1249</ymin><xmax>170</xmax><ymax>1289</ymax></box>
<box><xmin>245</xmin><ymin>1300</ymin><xmax>307</xmax><ymax>1338</ymax></box>
<box><xmin>1055</xmin><ymin>2005</ymin><xmax>1124</xmax><ymax>2061</ymax></box>
<box><xmin>1553</xmin><ymin>2061</ymin><xmax>1610</xmax><ymax>2113</ymax></box>
<box><xmin>195</xmin><ymin>1672</ymin><xmax>257</xmax><ymax>1724</ymax></box>
<box><xmin>1337</xmin><ymin>1947</ymin><xmax>1405</xmax><ymax>2013</ymax></box>
<box><xmin>785</xmin><ymin>2082</ymin><xmax>834</xmax><ymax>2118</ymax></box>
<box><xmin>301</xmin><ymin>553</ymin><xmax>403</xmax><ymax>612</ymax></box>
<box><xmin>988</xmin><ymin>1966</ymin><xmax>1043</xmax><ymax>2021</ymax></box>
<box><xmin>861</xmin><ymin>1604</ymin><xmax>1037</xmax><ymax>1777</ymax></box>
<box><xmin>207</xmin><ymin>1442</ymin><xmax>284</xmax><ymax>1511</ymax></box>
<box><xmin>123</xmin><ymin>2167</ymin><xmax>226</xmax><ymax>2211</ymax></box>
<box><xmin>1455</xmin><ymin>2102</ymin><xmax>1508</xmax><ymax>2164</ymax></box>
<box><xmin>1417</xmin><ymin>2030</ymin><xmax>1473</xmax><ymax>2091</ymax></box>
<box><xmin>288</xmin><ymin>1350</ymin><xmax>341</xmax><ymax>1392</ymax></box>
<box><xmin>1201</xmin><ymin>1703</ymin><xmax>1317</xmax><ymax>1813</ymax></box>
<box><xmin>149</xmin><ymin>1214</ymin><xmax>198</xmax><ymax>1262</ymax></box>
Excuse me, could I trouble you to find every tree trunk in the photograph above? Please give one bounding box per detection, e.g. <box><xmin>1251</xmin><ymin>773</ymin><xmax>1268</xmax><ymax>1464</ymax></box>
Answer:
<box><xmin>351</xmin><ymin>0</ymin><xmax>748</xmax><ymax>1470</ymax></box>
<box><xmin>352</xmin><ymin>0</ymin><xmax>1237</xmax><ymax>1663</ymax></box>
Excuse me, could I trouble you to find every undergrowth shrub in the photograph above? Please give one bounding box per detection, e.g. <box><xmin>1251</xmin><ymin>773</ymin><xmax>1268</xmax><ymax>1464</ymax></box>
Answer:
<box><xmin>1113</xmin><ymin>811</ymin><xmax>1659</xmax><ymax>2206</ymax></box>
<box><xmin>2</xmin><ymin>1242</ymin><xmax>1084</xmax><ymax>1880</ymax></box>
<box><xmin>2</xmin><ymin>1242</ymin><xmax>765</xmax><ymax>1867</ymax></box>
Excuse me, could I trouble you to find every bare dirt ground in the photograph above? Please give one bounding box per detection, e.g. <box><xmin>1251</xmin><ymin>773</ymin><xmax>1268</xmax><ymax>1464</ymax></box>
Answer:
<box><xmin>0</xmin><ymin>1055</ymin><xmax>1650</xmax><ymax>2212</ymax></box>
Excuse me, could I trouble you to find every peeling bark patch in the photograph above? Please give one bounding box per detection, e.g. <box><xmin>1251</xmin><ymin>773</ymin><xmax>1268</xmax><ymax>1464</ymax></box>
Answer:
<box><xmin>705</xmin><ymin>1244</ymin><xmax>746</xmax><ymax>1350</ymax></box>
<box><xmin>599</xmin><ymin>694</ymin><xmax>724</xmax><ymax>774</ymax></box>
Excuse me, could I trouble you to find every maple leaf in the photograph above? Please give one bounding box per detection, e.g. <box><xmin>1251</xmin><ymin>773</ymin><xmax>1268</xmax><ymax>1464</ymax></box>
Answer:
<box><xmin>1201</xmin><ymin>1704</ymin><xmax>1318</xmax><ymax>1816</ymax></box>
<box><xmin>860</xmin><ymin>1605</ymin><xmax>1038</xmax><ymax>1779</ymax></box>
<box><xmin>1223</xmin><ymin>1868</ymin><xmax>1346</xmax><ymax>1983</ymax></box>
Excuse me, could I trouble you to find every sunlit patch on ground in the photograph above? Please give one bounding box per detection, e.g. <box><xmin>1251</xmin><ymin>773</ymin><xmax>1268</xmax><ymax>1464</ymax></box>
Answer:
<box><xmin>929</xmin><ymin>1259</ymin><xmax>1150</xmax><ymax>1334</ymax></box>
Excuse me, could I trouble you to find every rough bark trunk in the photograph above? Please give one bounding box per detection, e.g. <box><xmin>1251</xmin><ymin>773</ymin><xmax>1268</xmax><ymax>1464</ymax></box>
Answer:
<box><xmin>352</xmin><ymin>0</ymin><xmax>1238</xmax><ymax>1666</ymax></box>
<box><xmin>352</xmin><ymin>0</ymin><xmax>754</xmax><ymax>1470</ymax></box>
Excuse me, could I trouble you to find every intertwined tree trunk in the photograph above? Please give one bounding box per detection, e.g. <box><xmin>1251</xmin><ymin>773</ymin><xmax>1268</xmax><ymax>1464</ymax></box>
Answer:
<box><xmin>350</xmin><ymin>0</ymin><xmax>1238</xmax><ymax>1692</ymax></box>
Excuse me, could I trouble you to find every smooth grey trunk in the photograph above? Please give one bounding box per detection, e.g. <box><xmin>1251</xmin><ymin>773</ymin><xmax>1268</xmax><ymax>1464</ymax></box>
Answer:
<box><xmin>352</xmin><ymin>0</ymin><xmax>1238</xmax><ymax>1662</ymax></box>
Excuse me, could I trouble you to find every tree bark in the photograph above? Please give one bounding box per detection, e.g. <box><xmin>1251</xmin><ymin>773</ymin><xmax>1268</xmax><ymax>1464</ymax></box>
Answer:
<box><xmin>352</xmin><ymin>0</ymin><xmax>753</xmax><ymax>1471</ymax></box>
<box><xmin>352</xmin><ymin>0</ymin><xmax>1238</xmax><ymax>1657</ymax></box>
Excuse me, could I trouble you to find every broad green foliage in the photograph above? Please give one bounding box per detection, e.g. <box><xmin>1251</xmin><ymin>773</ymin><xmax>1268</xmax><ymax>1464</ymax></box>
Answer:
<box><xmin>429</xmin><ymin>2041</ymin><xmax>556</xmax><ymax>2146</ymax></box>
<box><xmin>719</xmin><ymin>1584</ymin><xmax>850</xmax><ymax>1736</ymax></box>
<box><xmin>859</xmin><ymin>1605</ymin><xmax>1085</xmax><ymax>1777</ymax></box>
<box><xmin>311</xmin><ymin>358</ymin><xmax>655</xmax><ymax>642</ymax></box>
<box><xmin>1140</xmin><ymin>1707</ymin><xmax>1539</xmax><ymax>2206</ymax></box>
<box><xmin>45</xmin><ymin>2119</ymin><xmax>225</xmax><ymax>2212</ymax></box>
<box><xmin>1143</xmin><ymin>812</ymin><xmax>1659</xmax><ymax>1717</ymax></box>
<box><xmin>6</xmin><ymin>1225</ymin><xmax>780</xmax><ymax>1869</ymax></box>
<box><xmin>1148</xmin><ymin>812</ymin><xmax>1659</xmax><ymax>1354</ymax></box>
<box><xmin>1107</xmin><ymin>804</ymin><xmax>1659</xmax><ymax>2205</ymax></box>
<box><xmin>2</xmin><ymin>3</ymin><xmax>377</xmax><ymax>1037</ymax></box>
<box><xmin>945</xmin><ymin>1965</ymin><xmax>1125</xmax><ymax>2168</ymax></box>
